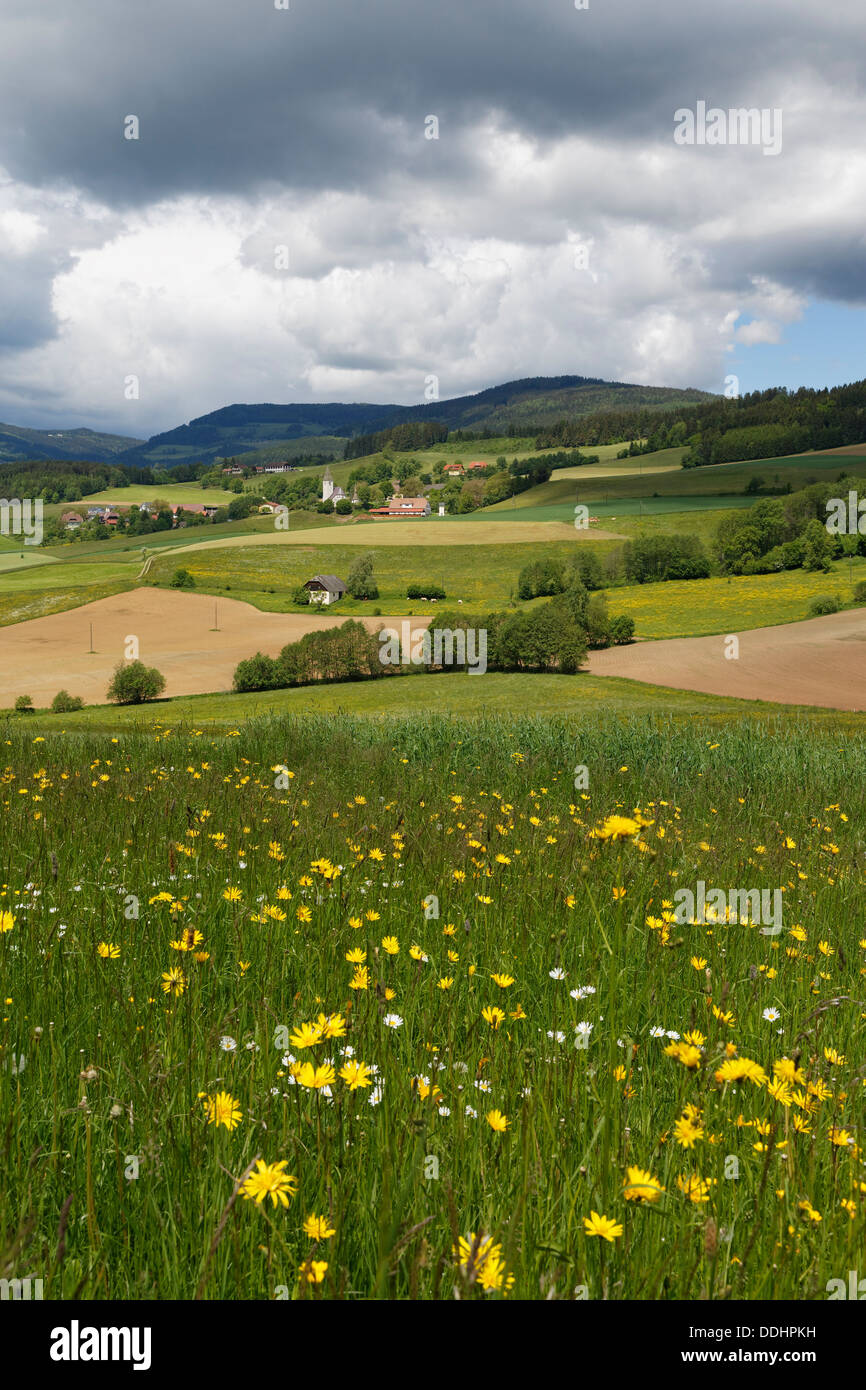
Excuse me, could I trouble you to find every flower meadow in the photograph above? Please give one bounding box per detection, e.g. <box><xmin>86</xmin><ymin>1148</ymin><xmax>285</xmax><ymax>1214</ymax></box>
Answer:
<box><xmin>1</xmin><ymin>713</ymin><xmax>864</xmax><ymax>1301</ymax></box>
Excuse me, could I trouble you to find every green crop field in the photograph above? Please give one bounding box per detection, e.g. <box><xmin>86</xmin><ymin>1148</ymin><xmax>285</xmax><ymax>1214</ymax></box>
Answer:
<box><xmin>607</xmin><ymin>557</ymin><xmax>866</xmax><ymax>639</ymax></box>
<box><xmin>1</xmin><ymin>712</ymin><xmax>863</xmax><ymax>1300</ymax></box>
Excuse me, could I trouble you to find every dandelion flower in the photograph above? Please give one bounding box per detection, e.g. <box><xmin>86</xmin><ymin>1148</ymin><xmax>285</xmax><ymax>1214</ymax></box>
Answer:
<box><xmin>241</xmin><ymin>1159</ymin><xmax>297</xmax><ymax>1208</ymax></box>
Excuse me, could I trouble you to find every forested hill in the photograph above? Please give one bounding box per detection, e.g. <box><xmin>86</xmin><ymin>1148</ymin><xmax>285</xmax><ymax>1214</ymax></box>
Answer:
<box><xmin>537</xmin><ymin>380</ymin><xmax>866</xmax><ymax>462</ymax></box>
<box><xmin>110</xmin><ymin>376</ymin><xmax>715</xmax><ymax>469</ymax></box>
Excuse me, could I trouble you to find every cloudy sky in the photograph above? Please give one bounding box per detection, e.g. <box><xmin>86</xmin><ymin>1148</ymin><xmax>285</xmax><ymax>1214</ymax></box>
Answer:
<box><xmin>1</xmin><ymin>0</ymin><xmax>865</xmax><ymax>438</ymax></box>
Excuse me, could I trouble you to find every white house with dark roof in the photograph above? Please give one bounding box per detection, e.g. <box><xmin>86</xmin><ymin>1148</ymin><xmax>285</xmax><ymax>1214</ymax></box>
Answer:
<box><xmin>304</xmin><ymin>574</ymin><xmax>347</xmax><ymax>605</ymax></box>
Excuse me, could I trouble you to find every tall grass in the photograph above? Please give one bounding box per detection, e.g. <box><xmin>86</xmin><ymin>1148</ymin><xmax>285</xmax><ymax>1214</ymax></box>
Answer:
<box><xmin>1</xmin><ymin>714</ymin><xmax>863</xmax><ymax>1299</ymax></box>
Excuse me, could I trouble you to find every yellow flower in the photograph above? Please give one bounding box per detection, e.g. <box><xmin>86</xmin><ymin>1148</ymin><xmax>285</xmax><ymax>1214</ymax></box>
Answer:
<box><xmin>298</xmin><ymin>1259</ymin><xmax>328</xmax><ymax>1284</ymax></box>
<box><xmin>0</xmin><ymin>911</ymin><xmax>16</xmax><ymax>933</ymax></box>
<box><xmin>349</xmin><ymin>966</ymin><xmax>369</xmax><ymax>991</ymax></box>
<box><xmin>623</xmin><ymin>1166</ymin><xmax>664</xmax><ymax>1202</ymax></box>
<box><xmin>97</xmin><ymin>941</ymin><xmax>120</xmax><ymax>959</ymax></box>
<box><xmin>381</xmin><ymin>936</ymin><xmax>400</xmax><ymax>955</ymax></box>
<box><xmin>241</xmin><ymin>1159</ymin><xmax>297</xmax><ymax>1208</ymax></box>
<box><xmin>345</xmin><ymin>947</ymin><xmax>367</xmax><ymax>964</ymax></box>
<box><xmin>584</xmin><ymin>1211</ymin><xmax>623</xmax><ymax>1242</ymax></box>
<box><xmin>677</xmin><ymin>1173</ymin><xmax>711</xmax><ymax>1205</ymax></box>
<box><xmin>454</xmin><ymin>1232</ymin><xmax>514</xmax><ymax>1294</ymax></box>
<box><xmin>486</xmin><ymin>1109</ymin><xmax>509</xmax><ymax>1132</ymax></box>
<box><xmin>490</xmin><ymin>973</ymin><xmax>514</xmax><ymax>988</ymax></box>
<box><xmin>296</xmin><ymin>1063</ymin><xmax>336</xmax><ymax>1090</ymax></box>
<box><xmin>203</xmin><ymin>1090</ymin><xmax>242</xmax><ymax>1131</ymax></box>
<box><xmin>161</xmin><ymin>966</ymin><xmax>186</xmax><ymax>996</ymax></box>
<box><xmin>303</xmin><ymin>1214</ymin><xmax>336</xmax><ymax>1240</ymax></box>
<box><xmin>673</xmin><ymin>1115</ymin><xmax>704</xmax><ymax>1148</ymax></box>
<box><xmin>437</xmin><ymin>977</ymin><xmax>454</xmax><ymax>990</ymax></box>
<box><xmin>592</xmin><ymin>814</ymin><xmax>642</xmax><ymax>841</ymax></box>
<box><xmin>339</xmin><ymin>1059</ymin><xmax>373</xmax><ymax>1090</ymax></box>
<box><xmin>296</xmin><ymin>905</ymin><xmax>312</xmax><ymax>924</ymax></box>
<box><xmin>665</xmin><ymin>1040</ymin><xmax>702</xmax><ymax>1070</ymax></box>
<box><xmin>315</xmin><ymin>1012</ymin><xmax>346</xmax><ymax>1039</ymax></box>
<box><xmin>481</xmin><ymin>1005</ymin><xmax>506</xmax><ymax>1029</ymax></box>
<box><xmin>715</xmin><ymin>1057</ymin><xmax>767</xmax><ymax>1087</ymax></box>
<box><xmin>290</xmin><ymin>1021</ymin><xmax>323</xmax><ymax>1050</ymax></box>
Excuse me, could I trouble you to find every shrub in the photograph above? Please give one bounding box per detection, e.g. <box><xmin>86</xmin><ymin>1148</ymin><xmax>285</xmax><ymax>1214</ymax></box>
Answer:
<box><xmin>517</xmin><ymin>559</ymin><xmax>564</xmax><ymax>600</ymax></box>
<box><xmin>292</xmin><ymin>585</ymin><xmax>310</xmax><ymax>605</ymax></box>
<box><xmin>808</xmin><ymin>594</ymin><xmax>841</xmax><ymax>617</ymax></box>
<box><xmin>853</xmin><ymin>580</ymin><xmax>866</xmax><ymax>604</ymax></box>
<box><xmin>610</xmin><ymin>614</ymin><xmax>636</xmax><ymax>644</ymax></box>
<box><xmin>335</xmin><ymin>498</ymin><xmax>353</xmax><ymax>515</ymax></box>
<box><xmin>623</xmin><ymin>534</ymin><xmax>710</xmax><ymax>583</ymax></box>
<box><xmin>51</xmin><ymin>690</ymin><xmax>84</xmax><ymax>713</ymax></box>
<box><xmin>169</xmin><ymin>567</ymin><xmax>196</xmax><ymax>589</ymax></box>
<box><xmin>233</xmin><ymin>652</ymin><xmax>281</xmax><ymax>692</ymax></box>
<box><xmin>407</xmin><ymin>583</ymin><xmax>446</xmax><ymax>600</ymax></box>
<box><xmin>13</xmin><ymin>694</ymin><xmax>34</xmax><ymax>714</ymax></box>
<box><xmin>107</xmin><ymin>660</ymin><xmax>166</xmax><ymax>704</ymax></box>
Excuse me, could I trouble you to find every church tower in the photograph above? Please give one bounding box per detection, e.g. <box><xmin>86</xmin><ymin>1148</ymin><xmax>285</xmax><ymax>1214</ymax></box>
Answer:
<box><xmin>322</xmin><ymin>466</ymin><xmax>335</xmax><ymax>503</ymax></box>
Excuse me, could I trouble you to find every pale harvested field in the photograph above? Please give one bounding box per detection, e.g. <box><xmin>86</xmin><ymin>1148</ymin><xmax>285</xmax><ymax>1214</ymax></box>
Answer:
<box><xmin>169</xmin><ymin>518</ymin><xmax>624</xmax><ymax>554</ymax></box>
<box><xmin>812</xmin><ymin>442</ymin><xmax>866</xmax><ymax>456</ymax></box>
<box><xmin>0</xmin><ymin>588</ymin><xmax>431</xmax><ymax>707</ymax></box>
<box><xmin>588</xmin><ymin>609</ymin><xmax>866</xmax><ymax>711</ymax></box>
<box><xmin>550</xmin><ymin>461</ymin><xmax>681</xmax><ymax>481</ymax></box>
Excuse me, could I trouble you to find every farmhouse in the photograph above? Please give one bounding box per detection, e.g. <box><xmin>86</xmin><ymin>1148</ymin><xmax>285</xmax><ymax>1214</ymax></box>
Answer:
<box><xmin>61</xmin><ymin>511</ymin><xmax>83</xmax><ymax>530</ymax></box>
<box><xmin>443</xmin><ymin>462</ymin><xmax>464</xmax><ymax>476</ymax></box>
<box><xmin>465</xmin><ymin>461</ymin><xmax>488</xmax><ymax>470</ymax></box>
<box><xmin>304</xmin><ymin>574</ymin><xmax>347</xmax><ymax>606</ymax></box>
<box><xmin>169</xmin><ymin>503</ymin><xmax>219</xmax><ymax>525</ymax></box>
<box><xmin>369</xmin><ymin>496</ymin><xmax>431</xmax><ymax>518</ymax></box>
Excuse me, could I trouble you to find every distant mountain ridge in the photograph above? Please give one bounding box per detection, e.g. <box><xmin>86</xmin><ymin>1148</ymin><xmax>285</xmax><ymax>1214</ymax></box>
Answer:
<box><xmin>0</xmin><ymin>422</ymin><xmax>143</xmax><ymax>465</ymax></box>
<box><xmin>110</xmin><ymin>376</ymin><xmax>716</xmax><ymax>468</ymax></box>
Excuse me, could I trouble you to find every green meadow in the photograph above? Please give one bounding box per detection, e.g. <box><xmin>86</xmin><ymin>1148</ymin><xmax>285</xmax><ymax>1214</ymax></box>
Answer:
<box><xmin>0</xmin><ymin>713</ymin><xmax>863</xmax><ymax>1299</ymax></box>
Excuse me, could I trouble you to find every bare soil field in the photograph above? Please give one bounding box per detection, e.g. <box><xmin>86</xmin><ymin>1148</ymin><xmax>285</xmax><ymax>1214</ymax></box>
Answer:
<box><xmin>4</xmin><ymin>587</ymin><xmax>863</xmax><ymax>712</ymax></box>
<box><xmin>0</xmin><ymin>588</ymin><xmax>430</xmax><ymax>707</ymax></box>
<box><xmin>588</xmin><ymin>609</ymin><xmax>866</xmax><ymax>711</ymax></box>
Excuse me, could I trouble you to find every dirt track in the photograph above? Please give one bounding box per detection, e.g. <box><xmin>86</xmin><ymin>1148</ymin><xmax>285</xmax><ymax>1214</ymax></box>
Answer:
<box><xmin>587</xmin><ymin>609</ymin><xmax>866</xmax><ymax>711</ymax></box>
<box><xmin>0</xmin><ymin>588</ymin><xmax>430</xmax><ymax>707</ymax></box>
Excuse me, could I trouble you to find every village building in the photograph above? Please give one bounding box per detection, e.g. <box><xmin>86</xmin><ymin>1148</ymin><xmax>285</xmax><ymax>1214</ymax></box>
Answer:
<box><xmin>369</xmin><ymin>496</ymin><xmax>431</xmax><ymax>518</ymax></box>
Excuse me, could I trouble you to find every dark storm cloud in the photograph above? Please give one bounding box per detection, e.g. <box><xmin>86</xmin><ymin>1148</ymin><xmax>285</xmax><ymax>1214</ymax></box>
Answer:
<box><xmin>1</xmin><ymin>0</ymin><xmax>856</xmax><ymax>205</ymax></box>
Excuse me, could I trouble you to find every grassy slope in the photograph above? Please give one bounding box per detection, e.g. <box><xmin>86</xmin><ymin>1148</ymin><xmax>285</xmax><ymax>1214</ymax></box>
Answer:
<box><xmin>14</xmin><ymin>669</ymin><xmax>865</xmax><ymax>735</ymax></box>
